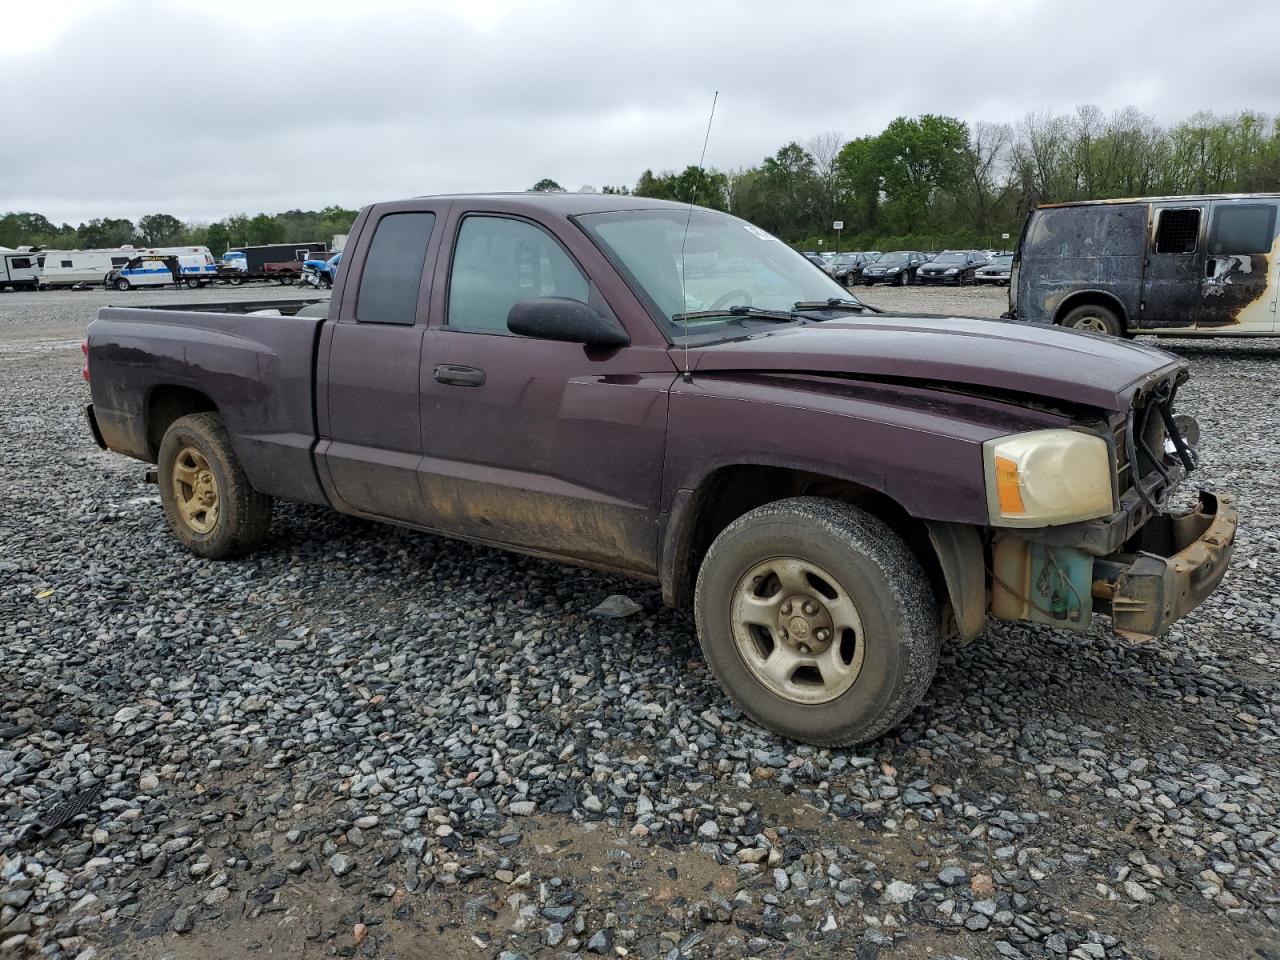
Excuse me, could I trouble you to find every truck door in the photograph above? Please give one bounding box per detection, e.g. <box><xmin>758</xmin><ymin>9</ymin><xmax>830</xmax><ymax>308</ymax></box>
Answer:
<box><xmin>417</xmin><ymin>211</ymin><xmax>674</xmax><ymax>576</ymax></box>
<box><xmin>315</xmin><ymin>208</ymin><xmax>442</xmax><ymax>522</ymax></box>
<box><xmin>1140</xmin><ymin>203</ymin><xmax>1204</xmax><ymax>330</ymax></box>
<box><xmin>1198</xmin><ymin>198</ymin><xmax>1279</xmax><ymax>333</ymax></box>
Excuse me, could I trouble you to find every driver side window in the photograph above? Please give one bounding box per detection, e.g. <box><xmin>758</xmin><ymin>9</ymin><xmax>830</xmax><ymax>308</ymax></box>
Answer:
<box><xmin>447</xmin><ymin>216</ymin><xmax>590</xmax><ymax>335</ymax></box>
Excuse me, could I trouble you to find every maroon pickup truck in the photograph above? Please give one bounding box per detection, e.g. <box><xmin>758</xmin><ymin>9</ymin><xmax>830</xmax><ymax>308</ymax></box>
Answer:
<box><xmin>84</xmin><ymin>193</ymin><xmax>1236</xmax><ymax>746</ymax></box>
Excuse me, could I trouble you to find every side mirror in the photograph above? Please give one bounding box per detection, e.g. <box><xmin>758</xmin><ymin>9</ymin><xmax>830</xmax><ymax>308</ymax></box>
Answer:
<box><xmin>507</xmin><ymin>297</ymin><xmax>630</xmax><ymax>349</ymax></box>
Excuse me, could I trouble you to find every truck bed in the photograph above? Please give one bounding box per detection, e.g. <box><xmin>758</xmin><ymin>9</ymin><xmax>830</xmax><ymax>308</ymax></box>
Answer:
<box><xmin>85</xmin><ymin>300</ymin><xmax>332</xmax><ymax>507</ymax></box>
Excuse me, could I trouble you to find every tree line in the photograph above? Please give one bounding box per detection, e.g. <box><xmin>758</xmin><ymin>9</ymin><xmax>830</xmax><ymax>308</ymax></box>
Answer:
<box><xmin>542</xmin><ymin>106</ymin><xmax>1280</xmax><ymax>252</ymax></box>
<box><xmin>5</xmin><ymin>106</ymin><xmax>1278</xmax><ymax>256</ymax></box>
<box><xmin>0</xmin><ymin>207</ymin><xmax>358</xmax><ymax>255</ymax></box>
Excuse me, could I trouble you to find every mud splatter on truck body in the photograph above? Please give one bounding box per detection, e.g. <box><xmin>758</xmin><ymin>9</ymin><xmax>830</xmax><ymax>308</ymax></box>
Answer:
<box><xmin>1011</xmin><ymin>193</ymin><xmax>1280</xmax><ymax>336</ymax></box>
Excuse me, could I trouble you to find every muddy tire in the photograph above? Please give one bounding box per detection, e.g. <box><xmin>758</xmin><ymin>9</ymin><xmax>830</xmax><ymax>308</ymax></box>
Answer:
<box><xmin>158</xmin><ymin>412</ymin><xmax>272</xmax><ymax>559</ymax></box>
<box><xmin>694</xmin><ymin>497</ymin><xmax>940</xmax><ymax>746</ymax></box>
<box><xmin>1061</xmin><ymin>303</ymin><xmax>1122</xmax><ymax>337</ymax></box>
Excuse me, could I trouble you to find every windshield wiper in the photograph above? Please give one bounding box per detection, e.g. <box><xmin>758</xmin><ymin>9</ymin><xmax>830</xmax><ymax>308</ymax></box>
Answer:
<box><xmin>792</xmin><ymin>298</ymin><xmax>881</xmax><ymax>314</ymax></box>
<box><xmin>671</xmin><ymin>305</ymin><xmax>800</xmax><ymax>323</ymax></box>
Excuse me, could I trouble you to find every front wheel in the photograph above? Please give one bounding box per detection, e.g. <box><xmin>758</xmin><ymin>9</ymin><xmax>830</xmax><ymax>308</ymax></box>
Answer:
<box><xmin>158</xmin><ymin>413</ymin><xmax>272</xmax><ymax>559</ymax></box>
<box><xmin>1061</xmin><ymin>303</ymin><xmax>1122</xmax><ymax>337</ymax></box>
<box><xmin>115</xmin><ymin>278</ymin><xmax>130</xmax><ymax>291</ymax></box>
<box><xmin>694</xmin><ymin>498</ymin><xmax>940</xmax><ymax>746</ymax></box>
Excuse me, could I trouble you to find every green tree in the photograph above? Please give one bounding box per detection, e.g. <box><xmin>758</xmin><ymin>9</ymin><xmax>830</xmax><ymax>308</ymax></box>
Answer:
<box><xmin>78</xmin><ymin>217</ymin><xmax>137</xmax><ymax>248</ymax></box>
<box><xmin>874</xmin><ymin>115</ymin><xmax>969</xmax><ymax>233</ymax></box>
<box><xmin>528</xmin><ymin>178</ymin><xmax>565</xmax><ymax>192</ymax></box>
<box><xmin>137</xmin><ymin>213</ymin><xmax>186</xmax><ymax>246</ymax></box>
<box><xmin>245</xmin><ymin>213</ymin><xmax>283</xmax><ymax>245</ymax></box>
<box><xmin>0</xmin><ymin>213</ymin><xmax>56</xmax><ymax>247</ymax></box>
<box><xmin>204</xmin><ymin>222</ymin><xmax>231</xmax><ymax>256</ymax></box>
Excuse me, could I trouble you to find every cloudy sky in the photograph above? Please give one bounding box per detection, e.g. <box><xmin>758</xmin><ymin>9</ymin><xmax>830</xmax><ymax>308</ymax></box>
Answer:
<box><xmin>5</xmin><ymin>0</ymin><xmax>1279</xmax><ymax>224</ymax></box>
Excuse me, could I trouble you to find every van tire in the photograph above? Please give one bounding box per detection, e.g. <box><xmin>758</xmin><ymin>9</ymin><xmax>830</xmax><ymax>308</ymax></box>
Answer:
<box><xmin>158</xmin><ymin>413</ymin><xmax>272</xmax><ymax>559</ymax></box>
<box><xmin>1061</xmin><ymin>303</ymin><xmax>1122</xmax><ymax>337</ymax></box>
<box><xmin>115</xmin><ymin>278</ymin><xmax>130</xmax><ymax>291</ymax></box>
<box><xmin>694</xmin><ymin>497</ymin><xmax>940</xmax><ymax>747</ymax></box>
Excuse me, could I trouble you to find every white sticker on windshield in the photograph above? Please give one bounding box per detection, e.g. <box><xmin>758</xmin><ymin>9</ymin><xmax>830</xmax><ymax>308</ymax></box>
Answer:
<box><xmin>740</xmin><ymin>223</ymin><xmax>773</xmax><ymax>242</ymax></box>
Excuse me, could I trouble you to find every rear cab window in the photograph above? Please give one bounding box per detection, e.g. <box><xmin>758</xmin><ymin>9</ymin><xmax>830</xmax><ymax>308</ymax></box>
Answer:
<box><xmin>356</xmin><ymin>212</ymin><xmax>436</xmax><ymax>325</ymax></box>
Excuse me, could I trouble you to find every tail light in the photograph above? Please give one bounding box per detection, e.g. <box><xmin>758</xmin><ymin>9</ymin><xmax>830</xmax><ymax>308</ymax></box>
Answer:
<box><xmin>82</xmin><ymin>339</ymin><xmax>89</xmax><ymax>382</ymax></box>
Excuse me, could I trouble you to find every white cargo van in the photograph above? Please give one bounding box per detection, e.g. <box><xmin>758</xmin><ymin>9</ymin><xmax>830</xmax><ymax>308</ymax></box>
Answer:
<box><xmin>138</xmin><ymin>246</ymin><xmax>217</xmax><ymax>286</ymax></box>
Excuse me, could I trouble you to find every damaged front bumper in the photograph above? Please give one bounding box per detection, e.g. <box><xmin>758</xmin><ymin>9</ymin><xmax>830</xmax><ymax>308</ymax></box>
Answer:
<box><xmin>992</xmin><ymin>490</ymin><xmax>1236</xmax><ymax>640</ymax></box>
<box><xmin>1094</xmin><ymin>490</ymin><xmax>1236</xmax><ymax>640</ymax></box>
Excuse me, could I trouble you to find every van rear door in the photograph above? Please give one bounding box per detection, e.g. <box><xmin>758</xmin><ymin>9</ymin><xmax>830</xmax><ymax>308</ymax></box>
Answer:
<box><xmin>1140</xmin><ymin>202</ymin><xmax>1205</xmax><ymax>331</ymax></box>
<box><xmin>1199</xmin><ymin>198</ymin><xmax>1279</xmax><ymax>333</ymax></box>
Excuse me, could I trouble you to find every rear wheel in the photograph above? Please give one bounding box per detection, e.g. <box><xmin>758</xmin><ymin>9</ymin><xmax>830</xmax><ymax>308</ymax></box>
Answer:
<box><xmin>158</xmin><ymin>413</ymin><xmax>272</xmax><ymax>559</ymax></box>
<box><xmin>694</xmin><ymin>497</ymin><xmax>940</xmax><ymax>746</ymax></box>
<box><xmin>1061</xmin><ymin>303</ymin><xmax>1122</xmax><ymax>337</ymax></box>
<box><xmin>228</xmin><ymin>276</ymin><xmax>243</xmax><ymax>286</ymax></box>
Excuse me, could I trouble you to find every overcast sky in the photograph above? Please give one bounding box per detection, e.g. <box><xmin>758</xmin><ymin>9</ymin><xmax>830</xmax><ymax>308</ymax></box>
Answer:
<box><xmin>5</xmin><ymin>0</ymin><xmax>1279</xmax><ymax>224</ymax></box>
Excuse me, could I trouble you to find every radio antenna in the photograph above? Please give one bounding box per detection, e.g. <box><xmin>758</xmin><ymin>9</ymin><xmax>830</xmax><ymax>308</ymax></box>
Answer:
<box><xmin>679</xmin><ymin>90</ymin><xmax>718</xmax><ymax>383</ymax></box>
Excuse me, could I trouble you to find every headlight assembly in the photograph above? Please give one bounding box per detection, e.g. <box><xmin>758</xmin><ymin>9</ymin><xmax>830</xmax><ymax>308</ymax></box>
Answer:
<box><xmin>983</xmin><ymin>429</ymin><xmax>1114</xmax><ymax>527</ymax></box>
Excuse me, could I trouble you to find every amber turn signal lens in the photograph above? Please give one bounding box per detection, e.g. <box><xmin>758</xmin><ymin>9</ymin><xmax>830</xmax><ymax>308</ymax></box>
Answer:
<box><xmin>993</xmin><ymin>455</ymin><xmax>1025</xmax><ymax>515</ymax></box>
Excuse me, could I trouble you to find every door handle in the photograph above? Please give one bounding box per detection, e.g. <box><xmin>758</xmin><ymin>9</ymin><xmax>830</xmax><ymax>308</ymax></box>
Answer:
<box><xmin>433</xmin><ymin>363</ymin><xmax>486</xmax><ymax>387</ymax></box>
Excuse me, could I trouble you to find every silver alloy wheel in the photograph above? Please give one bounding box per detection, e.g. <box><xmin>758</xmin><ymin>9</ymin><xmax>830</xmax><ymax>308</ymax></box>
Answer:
<box><xmin>1071</xmin><ymin>314</ymin><xmax>1109</xmax><ymax>333</ymax></box>
<box><xmin>730</xmin><ymin>556</ymin><xmax>866</xmax><ymax>705</ymax></box>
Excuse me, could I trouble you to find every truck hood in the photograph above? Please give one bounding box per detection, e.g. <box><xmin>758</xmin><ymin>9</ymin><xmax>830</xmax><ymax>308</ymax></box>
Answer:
<box><xmin>687</xmin><ymin>314</ymin><xmax>1184</xmax><ymax>412</ymax></box>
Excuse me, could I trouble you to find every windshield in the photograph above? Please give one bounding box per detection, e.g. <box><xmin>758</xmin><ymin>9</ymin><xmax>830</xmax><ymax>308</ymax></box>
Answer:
<box><xmin>577</xmin><ymin>207</ymin><xmax>854</xmax><ymax>339</ymax></box>
<box><xmin>876</xmin><ymin>252</ymin><xmax>910</xmax><ymax>265</ymax></box>
<box><xmin>933</xmin><ymin>252</ymin><xmax>966</xmax><ymax>264</ymax></box>
<box><xmin>989</xmin><ymin>254</ymin><xmax>1013</xmax><ymax>266</ymax></box>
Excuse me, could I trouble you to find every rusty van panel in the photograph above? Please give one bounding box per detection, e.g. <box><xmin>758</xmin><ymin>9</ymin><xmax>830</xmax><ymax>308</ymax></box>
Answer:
<box><xmin>1016</xmin><ymin>204</ymin><xmax>1147</xmax><ymax>326</ymax></box>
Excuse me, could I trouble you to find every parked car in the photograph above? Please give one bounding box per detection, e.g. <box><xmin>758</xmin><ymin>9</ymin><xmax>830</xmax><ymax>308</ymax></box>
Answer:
<box><xmin>1010</xmin><ymin>193</ymin><xmax>1280</xmax><ymax>337</ymax></box>
<box><xmin>918</xmin><ymin>250</ymin><xmax>989</xmax><ymax>285</ymax></box>
<box><xmin>301</xmin><ymin>251</ymin><xmax>342</xmax><ymax>290</ymax></box>
<box><xmin>801</xmin><ymin>251</ymin><xmax>834</xmax><ymax>275</ymax></box>
<box><xmin>829</xmin><ymin>252</ymin><xmax>879</xmax><ymax>285</ymax></box>
<box><xmin>976</xmin><ymin>254</ymin><xmax>1014</xmax><ymax>285</ymax></box>
<box><xmin>860</xmin><ymin>250</ymin><xmax>927</xmax><ymax>285</ymax></box>
<box><xmin>84</xmin><ymin>193</ymin><xmax>1235</xmax><ymax>747</ymax></box>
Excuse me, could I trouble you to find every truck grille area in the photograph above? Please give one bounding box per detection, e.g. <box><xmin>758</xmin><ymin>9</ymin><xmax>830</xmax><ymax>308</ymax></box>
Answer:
<box><xmin>1119</xmin><ymin>377</ymin><xmax>1194</xmax><ymax>509</ymax></box>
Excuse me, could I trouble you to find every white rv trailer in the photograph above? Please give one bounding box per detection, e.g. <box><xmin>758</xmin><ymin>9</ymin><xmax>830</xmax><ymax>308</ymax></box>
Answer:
<box><xmin>38</xmin><ymin>245</ymin><xmax>216</xmax><ymax>288</ymax></box>
<box><xmin>0</xmin><ymin>252</ymin><xmax>41</xmax><ymax>291</ymax></box>
<box><xmin>39</xmin><ymin>248</ymin><xmax>141</xmax><ymax>288</ymax></box>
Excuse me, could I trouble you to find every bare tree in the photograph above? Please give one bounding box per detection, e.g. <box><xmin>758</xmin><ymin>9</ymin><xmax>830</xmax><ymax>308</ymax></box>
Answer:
<box><xmin>960</xmin><ymin>120</ymin><xmax>1014</xmax><ymax>232</ymax></box>
<box><xmin>806</xmin><ymin>131</ymin><xmax>847</xmax><ymax>228</ymax></box>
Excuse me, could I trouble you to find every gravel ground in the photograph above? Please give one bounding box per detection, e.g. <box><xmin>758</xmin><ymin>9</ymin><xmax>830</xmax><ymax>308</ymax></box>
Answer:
<box><xmin>1</xmin><ymin>285</ymin><xmax>1277</xmax><ymax>960</ymax></box>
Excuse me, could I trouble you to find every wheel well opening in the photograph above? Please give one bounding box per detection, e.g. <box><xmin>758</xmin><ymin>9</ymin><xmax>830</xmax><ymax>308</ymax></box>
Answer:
<box><xmin>673</xmin><ymin>465</ymin><xmax>947</xmax><ymax>612</ymax></box>
<box><xmin>1054</xmin><ymin>291</ymin><xmax>1127</xmax><ymax>329</ymax></box>
<box><xmin>146</xmin><ymin>386</ymin><xmax>217</xmax><ymax>460</ymax></box>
